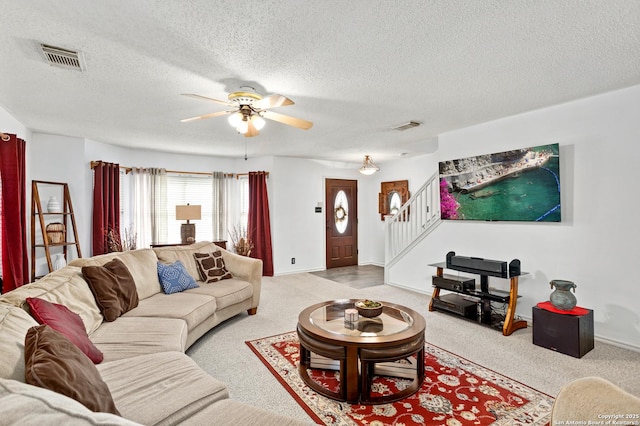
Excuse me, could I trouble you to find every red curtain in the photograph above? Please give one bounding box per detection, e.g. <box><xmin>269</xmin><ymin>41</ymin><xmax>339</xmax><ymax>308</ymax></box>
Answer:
<box><xmin>247</xmin><ymin>171</ymin><xmax>273</xmax><ymax>276</ymax></box>
<box><xmin>92</xmin><ymin>162</ymin><xmax>120</xmax><ymax>256</ymax></box>
<box><xmin>0</xmin><ymin>134</ymin><xmax>28</xmax><ymax>292</ymax></box>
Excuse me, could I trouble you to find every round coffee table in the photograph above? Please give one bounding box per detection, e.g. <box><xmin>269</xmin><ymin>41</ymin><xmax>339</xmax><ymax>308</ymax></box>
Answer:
<box><xmin>297</xmin><ymin>299</ymin><xmax>425</xmax><ymax>404</ymax></box>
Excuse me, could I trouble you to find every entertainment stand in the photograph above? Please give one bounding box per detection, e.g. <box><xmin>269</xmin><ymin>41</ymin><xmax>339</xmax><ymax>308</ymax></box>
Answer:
<box><xmin>428</xmin><ymin>252</ymin><xmax>528</xmax><ymax>336</ymax></box>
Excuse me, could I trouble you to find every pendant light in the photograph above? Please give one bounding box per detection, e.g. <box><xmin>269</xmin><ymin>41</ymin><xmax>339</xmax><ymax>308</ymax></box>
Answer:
<box><xmin>359</xmin><ymin>155</ymin><xmax>380</xmax><ymax>175</ymax></box>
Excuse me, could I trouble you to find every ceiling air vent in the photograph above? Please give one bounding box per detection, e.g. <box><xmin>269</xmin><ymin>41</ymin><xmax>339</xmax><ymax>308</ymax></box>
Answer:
<box><xmin>40</xmin><ymin>43</ymin><xmax>86</xmax><ymax>71</ymax></box>
<box><xmin>391</xmin><ymin>121</ymin><xmax>421</xmax><ymax>131</ymax></box>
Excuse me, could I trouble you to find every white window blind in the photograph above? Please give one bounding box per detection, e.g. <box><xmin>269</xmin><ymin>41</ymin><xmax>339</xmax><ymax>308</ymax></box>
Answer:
<box><xmin>167</xmin><ymin>174</ymin><xmax>213</xmax><ymax>243</ymax></box>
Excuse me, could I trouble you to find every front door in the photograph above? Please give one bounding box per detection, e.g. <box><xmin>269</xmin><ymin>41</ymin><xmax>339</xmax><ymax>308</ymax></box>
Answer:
<box><xmin>325</xmin><ymin>179</ymin><xmax>358</xmax><ymax>268</ymax></box>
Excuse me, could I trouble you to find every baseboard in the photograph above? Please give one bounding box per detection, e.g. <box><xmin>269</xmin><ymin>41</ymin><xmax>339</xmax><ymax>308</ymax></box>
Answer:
<box><xmin>275</xmin><ymin>262</ymin><xmax>384</xmax><ymax>277</ymax></box>
<box><xmin>385</xmin><ymin>280</ymin><xmax>431</xmax><ymax>295</ymax></box>
<box><xmin>274</xmin><ymin>267</ymin><xmax>325</xmax><ymax>276</ymax></box>
<box><xmin>592</xmin><ymin>335</ymin><xmax>640</xmax><ymax>353</ymax></box>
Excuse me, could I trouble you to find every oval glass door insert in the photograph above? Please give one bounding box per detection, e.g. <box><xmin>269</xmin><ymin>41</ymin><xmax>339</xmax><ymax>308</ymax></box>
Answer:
<box><xmin>334</xmin><ymin>190</ymin><xmax>349</xmax><ymax>234</ymax></box>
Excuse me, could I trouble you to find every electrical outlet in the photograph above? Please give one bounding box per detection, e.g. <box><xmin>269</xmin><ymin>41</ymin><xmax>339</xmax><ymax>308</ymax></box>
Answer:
<box><xmin>291</xmin><ymin>258</ymin><xmax>295</xmax><ymax>264</ymax></box>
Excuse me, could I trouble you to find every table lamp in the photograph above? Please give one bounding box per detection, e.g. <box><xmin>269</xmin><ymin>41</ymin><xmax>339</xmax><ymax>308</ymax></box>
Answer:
<box><xmin>176</xmin><ymin>204</ymin><xmax>201</xmax><ymax>244</ymax></box>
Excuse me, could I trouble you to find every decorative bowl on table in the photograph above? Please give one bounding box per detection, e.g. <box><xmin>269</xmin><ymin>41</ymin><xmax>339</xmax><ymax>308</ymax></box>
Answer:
<box><xmin>355</xmin><ymin>300</ymin><xmax>383</xmax><ymax>318</ymax></box>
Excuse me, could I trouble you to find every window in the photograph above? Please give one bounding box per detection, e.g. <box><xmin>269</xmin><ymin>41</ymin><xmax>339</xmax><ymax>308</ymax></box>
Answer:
<box><xmin>238</xmin><ymin>175</ymin><xmax>249</xmax><ymax>231</ymax></box>
<box><xmin>167</xmin><ymin>174</ymin><xmax>213</xmax><ymax>243</ymax></box>
<box><xmin>334</xmin><ymin>189</ymin><xmax>349</xmax><ymax>234</ymax></box>
<box><xmin>119</xmin><ymin>171</ymin><xmax>247</xmax><ymax>249</ymax></box>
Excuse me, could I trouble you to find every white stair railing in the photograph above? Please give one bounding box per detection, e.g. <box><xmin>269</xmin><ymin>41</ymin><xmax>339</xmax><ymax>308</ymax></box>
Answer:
<box><xmin>384</xmin><ymin>173</ymin><xmax>441</xmax><ymax>279</ymax></box>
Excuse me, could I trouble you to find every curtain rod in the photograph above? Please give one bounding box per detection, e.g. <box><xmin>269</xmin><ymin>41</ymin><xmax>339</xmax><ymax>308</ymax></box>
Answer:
<box><xmin>90</xmin><ymin>161</ymin><xmax>266</xmax><ymax>178</ymax></box>
<box><xmin>1</xmin><ymin>132</ymin><xmax>11</xmax><ymax>141</ymax></box>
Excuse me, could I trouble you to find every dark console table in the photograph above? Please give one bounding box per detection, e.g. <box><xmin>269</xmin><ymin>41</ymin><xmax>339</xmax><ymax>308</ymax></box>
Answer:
<box><xmin>151</xmin><ymin>240</ymin><xmax>227</xmax><ymax>250</ymax></box>
<box><xmin>428</xmin><ymin>253</ymin><xmax>528</xmax><ymax>336</ymax></box>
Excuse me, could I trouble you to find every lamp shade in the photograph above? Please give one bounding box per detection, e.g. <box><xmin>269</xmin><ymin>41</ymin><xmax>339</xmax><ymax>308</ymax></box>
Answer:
<box><xmin>228</xmin><ymin>112</ymin><xmax>243</xmax><ymax>127</ymax></box>
<box><xmin>251</xmin><ymin>114</ymin><xmax>266</xmax><ymax>130</ymax></box>
<box><xmin>176</xmin><ymin>204</ymin><xmax>201</xmax><ymax>221</ymax></box>
<box><xmin>236</xmin><ymin>120</ymin><xmax>249</xmax><ymax>134</ymax></box>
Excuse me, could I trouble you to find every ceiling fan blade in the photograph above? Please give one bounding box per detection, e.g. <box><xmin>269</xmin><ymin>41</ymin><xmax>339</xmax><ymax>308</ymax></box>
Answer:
<box><xmin>181</xmin><ymin>93</ymin><xmax>234</xmax><ymax>107</ymax></box>
<box><xmin>181</xmin><ymin>110</ymin><xmax>233</xmax><ymax>123</ymax></box>
<box><xmin>245</xmin><ymin>119</ymin><xmax>260</xmax><ymax>137</ymax></box>
<box><xmin>262</xmin><ymin>110</ymin><xmax>313</xmax><ymax>130</ymax></box>
<box><xmin>252</xmin><ymin>94</ymin><xmax>294</xmax><ymax>110</ymax></box>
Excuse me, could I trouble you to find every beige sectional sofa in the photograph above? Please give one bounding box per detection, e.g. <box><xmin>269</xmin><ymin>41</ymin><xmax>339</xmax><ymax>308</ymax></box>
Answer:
<box><xmin>0</xmin><ymin>241</ymin><xmax>308</xmax><ymax>425</ymax></box>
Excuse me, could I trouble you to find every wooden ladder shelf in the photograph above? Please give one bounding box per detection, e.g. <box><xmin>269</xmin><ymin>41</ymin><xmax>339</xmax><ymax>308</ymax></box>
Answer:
<box><xmin>31</xmin><ymin>180</ymin><xmax>82</xmax><ymax>281</ymax></box>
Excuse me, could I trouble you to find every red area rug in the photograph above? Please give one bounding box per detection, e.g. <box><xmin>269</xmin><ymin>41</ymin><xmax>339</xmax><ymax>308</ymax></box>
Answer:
<box><xmin>246</xmin><ymin>331</ymin><xmax>553</xmax><ymax>425</ymax></box>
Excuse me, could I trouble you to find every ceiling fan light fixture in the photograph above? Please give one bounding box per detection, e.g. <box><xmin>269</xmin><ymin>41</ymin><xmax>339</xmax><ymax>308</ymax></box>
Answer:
<box><xmin>251</xmin><ymin>114</ymin><xmax>266</xmax><ymax>130</ymax></box>
<box><xmin>236</xmin><ymin>119</ymin><xmax>249</xmax><ymax>134</ymax></box>
<box><xmin>359</xmin><ymin>155</ymin><xmax>380</xmax><ymax>175</ymax></box>
<box><xmin>228</xmin><ymin>112</ymin><xmax>243</xmax><ymax>127</ymax></box>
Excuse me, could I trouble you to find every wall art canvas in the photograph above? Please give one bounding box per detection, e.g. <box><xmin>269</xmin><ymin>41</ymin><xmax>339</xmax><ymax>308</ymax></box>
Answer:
<box><xmin>439</xmin><ymin>143</ymin><xmax>560</xmax><ymax>222</ymax></box>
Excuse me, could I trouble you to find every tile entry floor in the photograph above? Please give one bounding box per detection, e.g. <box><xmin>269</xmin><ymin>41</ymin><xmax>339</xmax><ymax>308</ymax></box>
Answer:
<box><xmin>309</xmin><ymin>265</ymin><xmax>384</xmax><ymax>289</ymax></box>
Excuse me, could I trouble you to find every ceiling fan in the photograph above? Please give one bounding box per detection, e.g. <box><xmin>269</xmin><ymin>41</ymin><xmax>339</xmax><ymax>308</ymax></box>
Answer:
<box><xmin>181</xmin><ymin>88</ymin><xmax>313</xmax><ymax>137</ymax></box>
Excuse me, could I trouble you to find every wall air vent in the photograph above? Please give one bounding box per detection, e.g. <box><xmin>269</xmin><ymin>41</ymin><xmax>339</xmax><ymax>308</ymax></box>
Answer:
<box><xmin>40</xmin><ymin>43</ymin><xmax>86</xmax><ymax>71</ymax></box>
<box><xmin>391</xmin><ymin>121</ymin><xmax>421</xmax><ymax>131</ymax></box>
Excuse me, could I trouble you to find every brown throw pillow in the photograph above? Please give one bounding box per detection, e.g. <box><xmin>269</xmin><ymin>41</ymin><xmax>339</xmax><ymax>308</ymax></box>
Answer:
<box><xmin>81</xmin><ymin>258</ymin><xmax>139</xmax><ymax>321</ymax></box>
<box><xmin>24</xmin><ymin>325</ymin><xmax>120</xmax><ymax>415</ymax></box>
<box><xmin>193</xmin><ymin>251</ymin><xmax>232</xmax><ymax>283</ymax></box>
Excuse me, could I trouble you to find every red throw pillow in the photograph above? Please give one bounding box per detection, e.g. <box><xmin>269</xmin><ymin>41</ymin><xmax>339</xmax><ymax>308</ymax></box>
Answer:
<box><xmin>26</xmin><ymin>297</ymin><xmax>103</xmax><ymax>364</ymax></box>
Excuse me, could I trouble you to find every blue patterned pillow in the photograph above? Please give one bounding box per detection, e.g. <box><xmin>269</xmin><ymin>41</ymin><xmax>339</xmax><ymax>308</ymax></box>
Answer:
<box><xmin>157</xmin><ymin>260</ymin><xmax>199</xmax><ymax>294</ymax></box>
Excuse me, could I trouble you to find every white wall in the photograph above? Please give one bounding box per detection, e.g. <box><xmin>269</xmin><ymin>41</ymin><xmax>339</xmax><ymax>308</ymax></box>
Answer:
<box><xmin>4</xmin><ymin>82</ymin><xmax>640</xmax><ymax>349</ymax></box>
<box><xmin>270</xmin><ymin>156</ymin><xmax>374</xmax><ymax>274</ymax></box>
<box><xmin>388</xmin><ymin>84</ymin><xmax>640</xmax><ymax>350</ymax></box>
<box><xmin>0</xmin><ymin>107</ymin><xmax>31</xmax><ymax>141</ymax></box>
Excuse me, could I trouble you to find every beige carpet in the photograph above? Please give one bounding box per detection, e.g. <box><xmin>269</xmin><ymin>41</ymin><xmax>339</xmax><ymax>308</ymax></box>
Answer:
<box><xmin>187</xmin><ymin>273</ymin><xmax>640</xmax><ymax>423</ymax></box>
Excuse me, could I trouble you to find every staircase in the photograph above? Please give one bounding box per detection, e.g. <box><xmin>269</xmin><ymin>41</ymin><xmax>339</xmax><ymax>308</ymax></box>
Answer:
<box><xmin>384</xmin><ymin>173</ymin><xmax>441</xmax><ymax>282</ymax></box>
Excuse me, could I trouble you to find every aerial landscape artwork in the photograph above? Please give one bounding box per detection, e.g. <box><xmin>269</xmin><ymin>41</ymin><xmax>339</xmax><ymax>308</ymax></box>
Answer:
<box><xmin>439</xmin><ymin>143</ymin><xmax>561</xmax><ymax>222</ymax></box>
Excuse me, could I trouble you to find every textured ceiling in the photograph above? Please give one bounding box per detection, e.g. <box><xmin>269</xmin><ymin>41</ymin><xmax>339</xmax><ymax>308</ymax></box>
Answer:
<box><xmin>1</xmin><ymin>1</ymin><xmax>639</xmax><ymax>163</ymax></box>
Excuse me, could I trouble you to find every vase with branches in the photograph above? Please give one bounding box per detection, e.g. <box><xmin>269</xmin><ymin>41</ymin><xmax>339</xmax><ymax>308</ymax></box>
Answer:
<box><xmin>229</xmin><ymin>225</ymin><xmax>254</xmax><ymax>256</ymax></box>
<box><xmin>104</xmin><ymin>226</ymin><xmax>137</xmax><ymax>253</ymax></box>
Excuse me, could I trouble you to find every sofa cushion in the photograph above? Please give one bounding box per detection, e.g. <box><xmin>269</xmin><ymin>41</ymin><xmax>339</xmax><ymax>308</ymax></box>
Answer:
<box><xmin>89</xmin><ymin>317</ymin><xmax>188</xmax><ymax>362</ymax></box>
<box><xmin>189</xmin><ymin>399</ymin><xmax>311</xmax><ymax>426</ymax></box>
<box><xmin>70</xmin><ymin>249</ymin><xmax>162</xmax><ymax>300</ymax></box>
<box><xmin>122</xmin><ymin>292</ymin><xmax>216</xmax><ymax>331</ymax></box>
<box><xmin>97</xmin><ymin>352</ymin><xmax>228</xmax><ymax>425</ymax></box>
<box><xmin>26</xmin><ymin>297</ymin><xmax>103</xmax><ymax>364</ymax></box>
<box><xmin>0</xmin><ymin>303</ymin><xmax>39</xmax><ymax>382</ymax></box>
<box><xmin>0</xmin><ymin>267</ymin><xmax>104</xmax><ymax>335</ymax></box>
<box><xmin>193</xmin><ymin>251</ymin><xmax>232</xmax><ymax>283</ymax></box>
<box><xmin>153</xmin><ymin>241</ymin><xmax>222</xmax><ymax>283</ymax></box>
<box><xmin>82</xmin><ymin>259</ymin><xmax>139</xmax><ymax>322</ymax></box>
<box><xmin>185</xmin><ymin>278</ymin><xmax>253</xmax><ymax>310</ymax></box>
<box><xmin>0</xmin><ymin>378</ymin><xmax>140</xmax><ymax>426</ymax></box>
<box><xmin>24</xmin><ymin>325</ymin><xmax>120</xmax><ymax>415</ymax></box>
<box><xmin>157</xmin><ymin>260</ymin><xmax>199</xmax><ymax>294</ymax></box>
